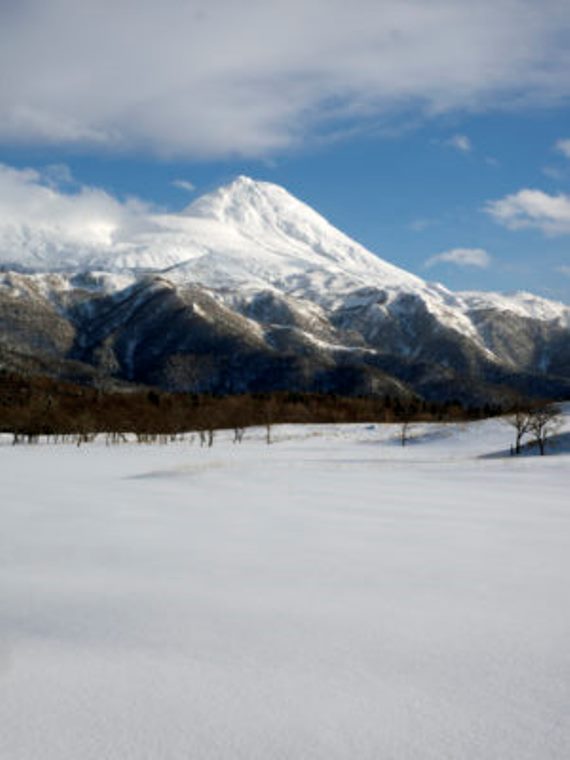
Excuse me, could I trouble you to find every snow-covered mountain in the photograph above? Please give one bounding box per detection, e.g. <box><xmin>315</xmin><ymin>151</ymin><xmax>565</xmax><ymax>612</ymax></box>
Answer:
<box><xmin>1</xmin><ymin>176</ymin><xmax>569</xmax><ymax>402</ymax></box>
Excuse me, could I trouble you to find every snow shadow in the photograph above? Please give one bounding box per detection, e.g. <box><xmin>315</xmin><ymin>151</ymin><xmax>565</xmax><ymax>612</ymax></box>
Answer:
<box><xmin>382</xmin><ymin>425</ymin><xmax>456</xmax><ymax>447</ymax></box>
<box><xmin>480</xmin><ymin>430</ymin><xmax>570</xmax><ymax>459</ymax></box>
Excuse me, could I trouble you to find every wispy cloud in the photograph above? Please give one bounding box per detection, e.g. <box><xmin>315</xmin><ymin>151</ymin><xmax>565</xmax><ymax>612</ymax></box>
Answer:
<box><xmin>410</xmin><ymin>217</ymin><xmax>434</xmax><ymax>232</ymax></box>
<box><xmin>0</xmin><ymin>1</ymin><xmax>569</xmax><ymax>157</ymax></box>
<box><xmin>172</xmin><ymin>179</ymin><xmax>196</xmax><ymax>192</ymax></box>
<box><xmin>41</xmin><ymin>163</ymin><xmax>75</xmax><ymax>188</ymax></box>
<box><xmin>445</xmin><ymin>134</ymin><xmax>472</xmax><ymax>153</ymax></box>
<box><xmin>555</xmin><ymin>138</ymin><xmax>570</xmax><ymax>159</ymax></box>
<box><xmin>557</xmin><ymin>265</ymin><xmax>570</xmax><ymax>277</ymax></box>
<box><xmin>486</xmin><ymin>189</ymin><xmax>570</xmax><ymax>235</ymax></box>
<box><xmin>425</xmin><ymin>247</ymin><xmax>491</xmax><ymax>268</ymax></box>
<box><xmin>542</xmin><ymin>165</ymin><xmax>566</xmax><ymax>180</ymax></box>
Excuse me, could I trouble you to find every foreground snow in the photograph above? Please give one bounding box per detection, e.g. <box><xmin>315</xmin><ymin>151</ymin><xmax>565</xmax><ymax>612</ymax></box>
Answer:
<box><xmin>1</xmin><ymin>416</ymin><xmax>570</xmax><ymax>759</ymax></box>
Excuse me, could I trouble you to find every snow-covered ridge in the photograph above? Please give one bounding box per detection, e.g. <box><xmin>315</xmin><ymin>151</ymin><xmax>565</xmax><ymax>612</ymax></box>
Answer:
<box><xmin>0</xmin><ymin>174</ymin><xmax>568</xmax><ymax>342</ymax></box>
<box><xmin>0</xmin><ymin>174</ymin><xmax>422</xmax><ymax>289</ymax></box>
<box><xmin>458</xmin><ymin>290</ymin><xmax>570</xmax><ymax>325</ymax></box>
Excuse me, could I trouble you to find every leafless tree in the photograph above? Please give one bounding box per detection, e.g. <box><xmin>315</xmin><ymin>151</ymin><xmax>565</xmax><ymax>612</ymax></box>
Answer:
<box><xmin>528</xmin><ymin>404</ymin><xmax>562</xmax><ymax>456</ymax></box>
<box><xmin>400</xmin><ymin>420</ymin><xmax>413</xmax><ymax>446</ymax></box>
<box><xmin>505</xmin><ymin>407</ymin><xmax>532</xmax><ymax>454</ymax></box>
<box><xmin>264</xmin><ymin>402</ymin><xmax>275</xmax><ymax>445</ymax></box>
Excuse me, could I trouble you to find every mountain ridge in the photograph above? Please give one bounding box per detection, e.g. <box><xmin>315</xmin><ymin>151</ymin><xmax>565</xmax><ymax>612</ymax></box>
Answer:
<box><xmin>1</xmin><ymin>176</ymin><xmax>569</xmax><ymax>403</ymax></box>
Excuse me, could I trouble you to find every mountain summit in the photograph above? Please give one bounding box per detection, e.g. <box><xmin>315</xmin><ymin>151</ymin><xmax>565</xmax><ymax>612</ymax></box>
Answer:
<box><xmin>185</xmin><ymin>175</ymin><xmax>385</xmax><ymax>272</ymax></box>
<box><xmin>186</xmin><ymin>175</ymin><xmax>318</xmax><ymax>226</ymax></box>
<box><xmin>165</xmin><ymin>175</ymin><xmax>425</xmax><ymax>295</ymax></box>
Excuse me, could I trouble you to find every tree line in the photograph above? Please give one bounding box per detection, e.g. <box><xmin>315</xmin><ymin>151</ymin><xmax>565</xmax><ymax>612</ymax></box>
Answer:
<box><xmin>0</xmin><ymin>370</ymin><xmax>501</xmax><ymax>445</ymax></box>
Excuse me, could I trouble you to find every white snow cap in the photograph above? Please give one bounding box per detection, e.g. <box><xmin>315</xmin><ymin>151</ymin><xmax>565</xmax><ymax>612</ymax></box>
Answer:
<box><xmin>0</xmin><ymin>169</ymin><xmax>567</xmax><ymax>328</ymax></box>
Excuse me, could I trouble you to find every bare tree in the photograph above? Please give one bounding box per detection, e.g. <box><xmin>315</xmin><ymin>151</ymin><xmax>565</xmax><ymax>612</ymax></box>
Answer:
<box><xmin>397</xmin><ymin>403</ymin><xmax>419</xmax><ymax>447</ymax></box>
<box><xmin>400</xmin><ymin>420</ymin><xmax>412</xmax><ymax>447</ymax></box>
<box><xmin>506</xmin><ymin>407</ymin><xmax>532</xmax><ymax>455</ymax></box>
<box><xmin>528</xmin><ymin>404</ymin><xmax>562</xmax><ymax>456</ymax></box>
<box><xmin>264</xmin><ymin>397</ymin><xmax>278</xmax><ymax>445</ymax></box>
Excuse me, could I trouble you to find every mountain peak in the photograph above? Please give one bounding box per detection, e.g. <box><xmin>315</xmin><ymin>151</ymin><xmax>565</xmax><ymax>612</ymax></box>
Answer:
<box><xmin>184</xmin><ymin>175</ymin><xmax>318</xmax><ymax>227</ymax></box>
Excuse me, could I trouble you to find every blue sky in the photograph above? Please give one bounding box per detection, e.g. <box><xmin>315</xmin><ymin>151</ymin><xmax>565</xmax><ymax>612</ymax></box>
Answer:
<box><xmin>1</xmin><ymin>0</ymin><xmax>569</xmax><ymax>301</ymax></box>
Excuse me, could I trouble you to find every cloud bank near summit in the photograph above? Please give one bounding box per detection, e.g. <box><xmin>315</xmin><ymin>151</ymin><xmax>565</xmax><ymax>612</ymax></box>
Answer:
<box><xmin>1</xmin><ymin>0</ymin><xmax>570</xmax><ymax>158</ymax></box>
<box><xmin>0</xmin><ymin>163</ymin><xmax>154</xmax><ymax>262</ymax></box>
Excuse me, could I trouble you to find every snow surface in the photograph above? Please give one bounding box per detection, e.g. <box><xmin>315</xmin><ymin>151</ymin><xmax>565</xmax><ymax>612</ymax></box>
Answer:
<box><xmin>1</xmin><ymin>415</ymin><xmax>570</xmax><ymax>759</ymax></box>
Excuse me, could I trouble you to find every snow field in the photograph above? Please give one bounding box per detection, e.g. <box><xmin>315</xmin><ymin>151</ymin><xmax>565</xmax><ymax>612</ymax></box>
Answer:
<box><xmin>1</xmin><ymin>416</ymin><xmax>569</xmax><ymax>759</ymax></box>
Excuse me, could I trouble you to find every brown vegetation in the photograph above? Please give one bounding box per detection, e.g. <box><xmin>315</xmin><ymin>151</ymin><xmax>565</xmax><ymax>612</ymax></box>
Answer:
<box><xmin>0</xmin><ymin>370</ymin><xmax>501</xmax><ymax>445</ymax></box>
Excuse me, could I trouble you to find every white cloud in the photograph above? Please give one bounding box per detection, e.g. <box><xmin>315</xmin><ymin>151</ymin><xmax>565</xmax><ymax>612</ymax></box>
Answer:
<box><xmin>446</xmin><ymin>134</ymin><xmax>472</xmax><ymax>153</ymax></box>
<box><xmin>555</xmin><ymin>139</ymin><xmax>570</xmax><ymax>158</ymax></box>
<box><xmin>172</xmin><ymin>179</ymin><xmax>196</xmax><ymax>193</ymax></box>
<box><xmin>557</xmin><ymin>265</ymin><xmax>570</xmax><ymax>277</ymax></box>
<box><xmin>0</xmin><ymin>163</ymin><xmax>154</xmax><ymax>268</ymax></box>
<box><xmin>425</xmin><ymin>247</ymin><xmax>491</xmax><ymax>268</ymax></box>
<box><xmin>0</xmin><ymin>1</ymin><xmax>569</xmax><ymax>157</ymax></box>
<box><xmin>486</xmin><ymin>189</ymin><xmax>570</xmax><ymax>235</ymax></box>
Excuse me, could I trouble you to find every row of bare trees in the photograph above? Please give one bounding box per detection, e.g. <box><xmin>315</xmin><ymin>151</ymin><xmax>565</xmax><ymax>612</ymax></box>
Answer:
<box><xmin>506</xmin><ymin>403</ymin><xmax>563</xmax><ymax>455</ymax></box>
